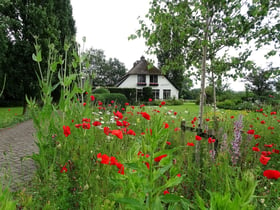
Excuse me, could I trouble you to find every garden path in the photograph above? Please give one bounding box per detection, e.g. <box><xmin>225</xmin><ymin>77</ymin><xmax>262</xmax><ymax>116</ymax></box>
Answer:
<box><xmin>0</xmin><ymin>120</ymin><xmax>38</xmax><ymax>191</ymax></box>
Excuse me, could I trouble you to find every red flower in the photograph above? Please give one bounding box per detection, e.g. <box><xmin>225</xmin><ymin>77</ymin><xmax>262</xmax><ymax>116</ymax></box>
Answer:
<box><xmin>161</xmin><ymin>101</ymin><xmax>166</xmax><ymax>105</ymax></box>
<box><xmin>177</xmin><ymin>174</ymin><xmax>181</xmax><ymax>177</ymax></box>
<box><xmin>208</xmin><ymin>137</ymin><xmax>215</xmax><ymax>143</ymax></box>
<box><xmin>123</xmin><ymin>120</ymin><xmax>130</xmax><ymax>127</ymax></box>
<box><xmin>259</xmin><ymin>155</ymin><xmax>271</xmax><ymax>165</ymax></box>
<box><xmin>163</xmin><ymin>190</ymin><xmax>170</xmax><ymax>195</ymax></box>
<box><xmin>247</xmin><ymin>129</ymin><xmax>255</xmax><ymax>135</ymax></box>
<box><xmin>205</xmin><ymin>118</ymin><xmax>210</xmax><ymax>122</ymax></box>
<box><xmin>272</xmin><ymin>149</ymin><xmax>279</xmax><ymax>154</ymax></box>
<box><xmin>116</xmin><ymin>120</ymin><xmax>123</xmax><ymax>126</ymax></box>
<box><xmin>60</xmin><ymin>165</ymin><xmax>68</xmax><ymax>173</ymax></box>
<box><xmin>154</xmin><ymin>154</ymin><xmax>168</xmax><ymax>162</ymax></box>
<box><xmin>111</xmin><ymin>100</ymin><xmax>114</xmax><ymax>104</ymax></box>
<box><xmin>125</xmin><ymin>102</ymin><xmax>129</xmax><ymax>106</ymax></box>
<box><xmin>118</xmin><ymin>165</ymin><xmax>125</xmax><ymax>175</ymax></box>
<box><xmin>166</xmin><ymin>141</ymin><xmax>171</xmax><ymax>145</ymax></box>
<box><xmin>75</xmin><ymin>124</ymin><xmax>82</xmax><ymax>128</ymax></box>
<box><xmin>261</xmin><ymin>151</ymin><xmax>272</xmax><ymax>156</ymax></box>
<box><xmin>90</xmin><ymin>95</ymin><xmax>95</xmax><ymax>101</ymax></box>
<box><xmin>174</xmin><ymin>127</ymin><xmax>180</xmax><ymax>132</ymax></box>
<box><xmin>164</xmin><ymin>123</ymin><xmax>169</xmax><ymax>129</ymax></box>
<box><xmin>261</xmin><ymin>120</ymin><xmax>265</xmax><ymax>124</ymax></box>
<box><xmin>263</xmin><ymin>170</ymin><xmax>280</xmax><ymax>180</ymax></box>
<box><xmin>104</xmin><ymin>127</ymin><xmax>110</xmax><ymax>135</ymax></box>
<box><xmin>252</xmin><ymin>147</ymin><xmax>260</xmax><ymax>152</ymax></box>
<box><xmin>230</xmin><ymin>116</ymin><xmax>234</xmax><ymax>119</ymax></box>
<box><xmin>93</xmin><ymin>121</ymin><xmax>102</xmax><ymax>126</ymax></box>
<box><xmin>83</xmin><ymin>102</ymin><xmax>86</xmax><ymax>106</ymax></box>
<box><xmin>270</xmin><ymin>111</ymin><xmax>277</xmax><ymax>115</ymax></box>
<box><xmin>63</xmin><ymin>125</ymin><xmax>71</xmax><ymax>137</ymax></box>
<box><xmin>113</xmin><ymin>111</ymin><xmax>123</xmax><ymax>119</ymax></box>
<box><xmin>187</xmin><ymin>142</ymin><xmax>195</xmax><ymax>146</ymax></box>
<box><xmin>141</xmin><ymin>112</ymin><xmax>150</xmax><ymax>120</ymax></box>
<box><xmin>127</xmin><ymin>129</ymin><xmax>136</xmax><ymax>136</ymax></box>
<box><xmin>82</xmin><ymin>118</ymin><xmax>91</xmax><ymax>122</ymax></box>
<box><xmin>149</xmin><ymin>98</ymin><xmax>152</xmax><ymax>102</ymax></box>
<box><xmin>82</xmin><ymin>122</ymin><xmax>91</xmax><ymax>129</ymax></box>
<box><xmin>254</xmin><ymin>134</ymin><xmax>261</xmax><ymax>139</ymax></box>
<box><xmin>100</xmin><ymin>154</ymin><xmax>110</xmax><ymax>164</ymax></box>
<box><xmin>111</xmin><ymin>130</ymin><xmax>123</xmax><ymax>139</ymax></box>
<box><xmin>264</xmin><ymin>144</ymin><xmax>273</xmax><ymax>148</ymax></box>
<box><xmin>195</xmin><ymin>135</ymin><xmax>202</xmax><ymax>141</ymax></box>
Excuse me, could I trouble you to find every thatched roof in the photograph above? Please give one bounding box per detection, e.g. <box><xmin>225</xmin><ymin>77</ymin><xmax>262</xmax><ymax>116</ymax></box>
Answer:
<box><xmin>127</xmin><ymin>56</ymin><xmax>162</xmax><ymax>75</ymax></box>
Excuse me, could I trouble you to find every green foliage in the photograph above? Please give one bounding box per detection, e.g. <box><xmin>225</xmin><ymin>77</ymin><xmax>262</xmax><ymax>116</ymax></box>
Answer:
<box><xmin>142</xmin><ymin>87</ymin><xmax>153</xmax><ymax>101</ymax></box>
<box><xmin>0</xmin><ymin>184</ymin><xmax>16</xmax><ymax>210</ymax></box>
<box><xmin>94</xmin><ymin>93</ymin><xmax>127</xmax><ymax>106</ymax></box>
<box><xmin>92</xmin><ymin>88</ymin><xmax>110</xmax><ymax>94</ymax></box>
<box><xmin>108</xmin><ymin>88</ymin><xmax>137</xmax><ymax>104</ymax></box>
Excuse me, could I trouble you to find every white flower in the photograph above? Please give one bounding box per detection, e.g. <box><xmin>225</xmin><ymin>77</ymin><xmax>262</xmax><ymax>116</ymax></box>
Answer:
<box><xmin>260</xmin><ymin>199</ymin><xmax>265</xmax><ymax>204</ymax></box>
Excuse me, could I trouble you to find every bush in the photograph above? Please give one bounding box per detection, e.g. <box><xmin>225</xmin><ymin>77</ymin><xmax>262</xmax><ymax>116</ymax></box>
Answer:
<box><xmin>93</xmin><ymin>93</ymin><xmax>127</xmax><ymax>106</ymax></box>
<box><xmin>142</xmin><ymin>87</ymin><xmax>153</xmax><ymax>101</ymax></box>
<box><xmin>92</xmin><ymin>88</ymin><xmax>110</xmax><ymax>94</ymax></box>
<box><xmin>107</xmin><ymin>88</ymin><xmax>136</xmax><ymax>104</ymax></box>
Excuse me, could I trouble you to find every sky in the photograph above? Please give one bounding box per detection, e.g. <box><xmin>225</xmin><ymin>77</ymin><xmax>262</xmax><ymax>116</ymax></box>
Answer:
<box><xmin>70</xmin><ymin>0</ymin><xmax>279</xmax><ymax>92</ymax></box>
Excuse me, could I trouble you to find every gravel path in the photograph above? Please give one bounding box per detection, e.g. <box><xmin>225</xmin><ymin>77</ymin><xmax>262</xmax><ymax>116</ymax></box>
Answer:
<box><xmin>0</xmin><ymin>120</ymin><xmax>38</xmax><ymax>191</ymax></box>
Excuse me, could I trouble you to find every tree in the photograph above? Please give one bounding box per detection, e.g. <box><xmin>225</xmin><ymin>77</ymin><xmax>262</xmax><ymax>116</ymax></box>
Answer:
<box><xmin>132</xmin><ymin>0</ymin><xmax>278</xmax><ymax>164</ymax></box>
<box><xmin>86</xmin><ymin>48</ymin><xmax>127</xmax><ymax>87</ymax></box>
<box><xmin>0</xmin><ymin>0</ymin><xmax>76</xmax><ymax>110</ymax></box>
<box><xmin>245</xmin><ymin>67</ymin><xmax>277</xmax><ymax>100</ymax></box>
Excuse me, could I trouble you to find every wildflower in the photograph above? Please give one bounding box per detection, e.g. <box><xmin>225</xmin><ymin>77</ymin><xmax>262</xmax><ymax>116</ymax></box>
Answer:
<box><xmin>174</xmin><ymin>127</ymin><xmax>180</xmax><ymax>131</ymax></box>
<box><xmin>161</xmin><ymin>101</ymin><xmax>166</xmax><ymax>105</ymax></box>
<box><xmin>230</xmin><ymin>116</ymin><xmax>234</xmax><ymax>119</ymax></box>
<box><xmin>113</xmin><ymin>111</ymin><xmax>123</xmax><ymax>119</ymax></box>
<box><xmin>208</xmin><ymin>137</ymin><xmax>215</xmax><ymax>143</ymax></box>
<box><xmin>125</xmin><ymin>102</ymin><xmax>129</xmax><ymax>106</ymax></box>
<box><xmin>111</xmin><ymin>100</ymin><xmax>114</xmax><ymax>104</ymax></box>
<box><xmin>141</xmin><ymin>112</ymin><xmax>150</xmax><ymax>120</ymax></box>
<box><xmin>60</xmin><ymin>165</ymin><xmax>68</xmax><ymax>173</ymax></box>
<box><xmin>92</xmin><ymin>121</ymin><xmax>102</xmax><ymax>126</ymax></box>
<box><xmin>252</xmin><ymin>147</ymin><xmax>260</xmax><ymax>152</ymax></box>
<box><xmin>205</xmin><ymin>118</ymin><xmax>210</xmax><ymax>122</ymax></box>
<box><xmin>177</xmin><ymin>174</ymin><xmax>181</xmax><ymax>177</ymax></box>
<box><xmin>154</xmin><ymin>154</ymin><xmax>168</xmax><ymax>162</ymax></box>
<box><xmin>231</xmin><ymin>115</ymin><xmax>243</xmax><ymax>165</ymax></box>
<box><xmin>163</xmin><ymin>190</ymin><xmax>170</xmax><ymax>195</ymax></box>
<box><xmin>111</xmin><ymin>130</ymin><xmax>123</xmax><ymax>139</ymax></box>
<box><xmin>272</xmin><ymin>149</ymin><xmax>279</xmax><ymax>154</ymax></box>
<box><xmin>247</xmin><ymin>129</ymin><xmax>255</xmax><ymax>135</ymax></box>
<box><xmin>82</xmin><ymin>122</ymin><xmax>91</xmax><ymax>129</ymax></box>
<box><xmin>100</xmin><ymin>154</ymin><xmax>110</xmax><ymax>164</ymax></box>
<box><xmin>166</xmin><ymin>141</ymin><xmax>171</xmax><ymax>145</ymax></box>
<box><xmin>63</xmin><ymin>125</ymin><xmax>71</xmax><ymax>137</ymax></box>
<box><xmin>261</xmin><ymin>151</ymin><xmax>272</xmax><ymax>156</ymax></box>
<box><xmin>195</xmin><ymin>135</ymin><xmax>202</xmax><ymax>141</ymax></box>
<box><xmin>123</xmin><ymin>120</ymin><xmax>130</xmax><ymax>127</ymax></box>
<box><xmin>164</xmin><ymin>123</ymin><xmax>169</xmax><ymax>128</ymax></box>
<box><xmin>116</xmin><ymin>120</ymin><xmax>123</xmax><ymax>126</ymax></box>
<box><xmin>264</xmin><ymin>144</ymin><xmax>273</xmax><ymax>148</ymax></box>
<box><xmin>263</xmin><ymin>170</ymin><xmax>280</xmax><ymax>180</ymax></box>
<box><xmin>270</xmin><ymin>111</ymin><xmax>277</xmax><ymax>115</ymax></box>
<box><xmin>254</xmin><ymin>134</ymin><xmax>261</xmax><ymax>139</ymax></box>
<box><xmin>149</xmin><ymin>98</ymin><xmax>152</xmax><ymax>102</ymax></box>
<box><xmin>259</xmin><ymin>155</ymin><xmax>271</xmax><ymax>165</ymax></box>
<box><xmin>261</xmin><ymin>120</ymin><xmax>265</xmax><ymax>124</ymax></box>
<box><xmin>187</xmin><ymin>142</ymin><xmax>194</xmax><ymax>146</ymax></box>
<box><xmin>104</xmin><ymin>127</ymin><xmax>110</xmax><ymax>135</ymax></box>
<box><xmin>90</xmin><ymin>95</ymin><xmax>95</xmax><ymax>101</ymax></box>
<box><xmin>127</xmin><ymin>129</ymin><xmax>136</xmax><ymax>136</ymax></box>
<box><xmin>75</xmin><ymin>124</ymin><xmax>82</xmax><ymax>128</ymax></box>
<box><xmin>83</xmin><ymin>102</ymin><xmax>86</xmax><ymax>106</ymax></box>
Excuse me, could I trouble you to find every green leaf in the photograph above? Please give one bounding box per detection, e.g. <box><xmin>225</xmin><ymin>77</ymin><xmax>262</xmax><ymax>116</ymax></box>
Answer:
<box><xmin>114</xmin><ymin>197</ymin><xmax>144</xmax><ymax>209</ymax></box>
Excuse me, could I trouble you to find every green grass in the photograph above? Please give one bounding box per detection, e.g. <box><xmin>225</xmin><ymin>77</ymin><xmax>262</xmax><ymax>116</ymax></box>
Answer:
<box><xmin>0</xmin><ymin>107</ymin><xmax>30</xmax><ymax>129</ymax></box>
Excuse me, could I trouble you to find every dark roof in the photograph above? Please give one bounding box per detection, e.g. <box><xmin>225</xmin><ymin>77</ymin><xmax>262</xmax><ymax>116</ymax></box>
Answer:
<box><xmin>127</xmin><ymin>56</ymin><xmax>162</xmax><ymax>75</ymax></box>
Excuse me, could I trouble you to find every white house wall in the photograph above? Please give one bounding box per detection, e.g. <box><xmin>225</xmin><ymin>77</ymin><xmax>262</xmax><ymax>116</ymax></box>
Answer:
<box><xmin>118</xmin><ymin>75</ymin><xmax>179</xmax><ymax>99</ymax></box>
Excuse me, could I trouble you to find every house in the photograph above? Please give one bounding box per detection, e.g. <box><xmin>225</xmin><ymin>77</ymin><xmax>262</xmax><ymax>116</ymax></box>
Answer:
<box><xmin>116</xmin><ymin>56</ymin><xmax>179</xmax><ymax>100</ymax></box>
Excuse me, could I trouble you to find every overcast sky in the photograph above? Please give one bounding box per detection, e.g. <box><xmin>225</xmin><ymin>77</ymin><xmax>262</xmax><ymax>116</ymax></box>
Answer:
<box><xmin>70</xmin><ymin>0</ymin><xmax>278</xmax><ymax>91</ymax></box>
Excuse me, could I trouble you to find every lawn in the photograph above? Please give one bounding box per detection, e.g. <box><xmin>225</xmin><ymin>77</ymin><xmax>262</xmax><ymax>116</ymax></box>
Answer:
<box><xmin>0</xmin><ymin>107</ymin><xmax>30</xmax><ymax>129</ymax></box>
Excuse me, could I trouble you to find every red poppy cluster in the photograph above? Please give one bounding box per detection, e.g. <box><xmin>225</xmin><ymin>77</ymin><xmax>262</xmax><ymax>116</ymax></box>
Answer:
<box><xmin>97</xmin><ymin>153</ymin><xmax>124</xmax><ymax>175</ymax></box>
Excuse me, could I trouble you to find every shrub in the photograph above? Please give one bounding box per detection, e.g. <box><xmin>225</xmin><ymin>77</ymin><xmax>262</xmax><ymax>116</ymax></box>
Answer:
<box><xmin>107</xmin><ymin>88</ymin><xmax>136</xmax><ymax>104</ymax></box>
<box><xmin>92</xmin><ymin>88</ymin><xmax>110</xmax><ymax>94</ymax></box>
<box><xmin>142</xmin><ymin>87</ymin><xmax>153</xmax><ymax>101</ymax></box>
<box><xmin>93</xmin><ymin>93</ymin><xmax>127</xmax><ymax>106</ymax></box>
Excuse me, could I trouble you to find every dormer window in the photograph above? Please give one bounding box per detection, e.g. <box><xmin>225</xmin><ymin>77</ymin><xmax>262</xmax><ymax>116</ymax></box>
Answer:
<box><xmin>137</xmin><ymin>75</ymin><xmax>146</xmax><ymax>86</ymax></box>
<box><xmin>150</xmin><ymin>75</ymin><xmax>158</xmax><ymax>86</ymax></box>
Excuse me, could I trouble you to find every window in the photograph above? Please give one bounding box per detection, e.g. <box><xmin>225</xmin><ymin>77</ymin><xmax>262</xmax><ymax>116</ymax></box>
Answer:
<box><xmin>163</xmin><ymin>89</ymin><xmax>171</xmax><ymax>99</ymax></box>
<box><xmin>152</xmin><ymin>89</ymin><xmax>160</xmax><ymax>100</ymax></box>
<box><xmin>150</xmin><ymin>75</ymin><xmax>158</xmax><ymax>86</ymax></box>
<box><xmin>137</xmin><ymin>75</ymin><xmax>146</xmax><ymax>86</ymax></box>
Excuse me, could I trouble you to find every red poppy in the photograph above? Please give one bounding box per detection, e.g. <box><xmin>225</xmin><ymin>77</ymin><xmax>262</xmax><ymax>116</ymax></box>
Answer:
<box><xmin>127</xmin><ymin>129</ymin><xmax>136</xmax><ymax>136</ymax></box>
<box><xmin>8</xmin><ymin>109</ymin><xmax>10</xmax><ymax>111</ymax></box>
<box><xmin>270</xmin><ymin>111</ymin><xmax>277</xmax><ymax>115</ymax></box>
<box><xmin>75</xmin><ymin>124</ymin><xmax>82</xmax><ymax>128</ymax></box>
<box><xmin>113</xmin><ymin>111</ymin><xmax>123</xmax><ymax>119</ymax></box>
<box><xmin>101</xmin><ymin>154</ymin><xmax>110</xmax><ymax>164</ymax></box>
<box><xmin>93</xmin><ymin>121</ymin><xmax>102</xmax><ymax>126</ymax></box>
<box><xmin>161</xmin><ymin>101</ymin><xmax>166</xmax><ymax>105</ymax></box>
<box><xmin>104</xmin><ymin>127</ymin><xmax>110</xmax><ymax>135</ymax></box>
<box><xmin>208</xmin><ymin>137</ymin><xmax>215</xmax><ymax>143</ymax></box>
<box><xmin>195</xmin><ymin>135</ymin><xmax>202</xmax><ymax>141</ymax></box>
<box><xmin>63</xmin><ymin>125</ymin><xmax>71</xmax><ymax>137</ymax></box>
<box><xmin>247</xmin><ymin>129</ymin><xmax>255</xmax><ymax>135</ymax></box>
<box><xmin>166</xmin><ymin>141</ymin><xmax>171</xmax><ymax>145</ymax></box>
<box><xmin>230</xmin><ymin>116</ymin><xmax>234</xmax><ymax>119</ymax></box>
<box><xmin>259</xmin><ymin>155</ymin><xmax>271</xmax><ymax>165</ymax></box>
<box><xmin>154</xmin><ymin>154</ymin><xmax>168</xmax><ymax>162</ymax></box>
<box><xmin>60</xmin><ymin>165</ymin><xmax>68</xmax><ymax>173</ymax></box>
<box><xmin>187</xmin><ymin>142</ymin><xmax>195</xmax><ymax>146</ymax></box>
<box><xmin>252</xmin><ymin>147</ymin><xmax>260</xmax><ymax>152</ymax></box>
<box><xmin>272</xmin><ymin>149</ymin><xmax>279</xmax><ymax>154</ymax></box>
<box><xmin>163</xmin><ymin>190</ymin><xmax>170</xmax><ymax>195</ymax></box>
<box><xmin>261</xmin><ymin>151</ymin><xmax>272</xmax><ymax>156</ymax></box>
<box><xmin>111</xmin><ymin>130</ymin><xmax>123</xmax><ymax>139</ymax></box>
<box><xmin>145</xmin><ymin>162</ymin><xmax>150</xmax><ymax>169</ymax></box>
<box><xmin>174</xmin><ymin>112</ymin><xmax>177</xmax><ymax>116</ymax></box>
<box><xmin>149</xmin><ymin>98</ymin><xmax>152</xmax><ymax>102</ymax></box>
<box><xmin>141</xmin><ymin>112</ymin><xmax>150</xmax><ymax>120</ymax></box>
<box><xmin>205</xmin><ymin>118</ymin><xmax>210</xmax><ymax>122</ymax></box>
<box><xmin>123</xmin><ymin>120</ymin><xmax>130</xmax><ymax>127</ymax></box>
<box><xmin>116</xmin><ymin>120</ymin><xmax>123</xmax><ymax>126</ymax></box>
<box><xmin>177</xmin><ymin>174</ymin><xmax>181</xmax><ymax>177</ymax></box>
<box><xmin>174</xmin><ymin>127</ymin><xmax>180</xmax><ymax>132</ymax></box>
<box><xmin>260</xmin><ymin>108</ymin><xmax>263</xmax><ymax>112</ymax></box>
<box><xmin>90</xmin><ymin>95</ymin><xmax>95</xmax><ymax>101</ymax></box>
<box><xmin>264</xmin><ymin>144</ymin><xmax>273</xmax><ymax>148</ymax></box>
<box><xmin>125</xmin><ymin>102</ymin><xmax>129</xmax><ymax>106</ymax></box>
<box><xmin>111</xmin><ymin>100</ymin><xmax>114</xmax><ymax>104</ymax></box>
<box><xmin>118</xmin><ymin>165</ymin><xmax>125</xmax><ymax>175</ymax></box>
<box><xmin>261</xmin><ymin>120</ymin><xmax>265</xmax><ymax>124</ymax></box>
<box><xmin>254</xmin><ymin>134</ymin><xmax>261</xmax><ymax>139</ymax></box>
<box><xmin>82</xmin><ymin>118</ymin><xmax>91</xmax><ymax>122</ymax></box>
<box><xmin>82</xmin><ymin>122</ymin><xmax>91</xmax><ymax>129</ymax></box>
<box><xmin>263</xmin><ymin>170</ymin><xmax>280</xmax><ymax>179</ymax></box>
<box><xmin>164</xmin><ymin>123</ymin><xmax>169</xmax><ymax>129</ymax></box>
